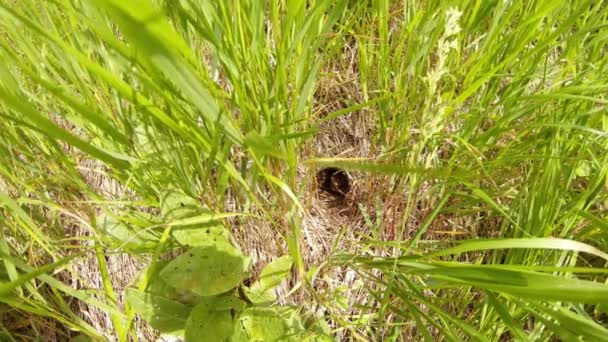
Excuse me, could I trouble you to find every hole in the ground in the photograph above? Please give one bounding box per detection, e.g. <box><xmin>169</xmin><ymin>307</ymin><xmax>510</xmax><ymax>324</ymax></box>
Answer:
<box><xmin>316</xmin><ymin>167</ymin><xmax>351</xmax><ymax>199</ymax></box>
<box><xmin>242</xmin><ymin>277</ymin><xmax>252</xmax><ymax>287</ymax></box>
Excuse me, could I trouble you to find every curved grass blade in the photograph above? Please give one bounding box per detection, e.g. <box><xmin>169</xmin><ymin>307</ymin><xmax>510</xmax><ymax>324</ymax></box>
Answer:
<box><xmin>425</xmin><ymin>238</ymin><xmax>608</xmax><ymax>261</ymax></box>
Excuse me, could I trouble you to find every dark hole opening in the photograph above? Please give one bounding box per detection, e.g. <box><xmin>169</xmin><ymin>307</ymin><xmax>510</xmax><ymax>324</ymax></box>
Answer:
<box><xmin>242</xmin><ymin>277</ymin><xmax>252</xmax><ymax>287</ymax></box>
<box><xmin>316</xmin><ymin>167</ymin><xmax>351</xmax><ymax>198</ymax></box>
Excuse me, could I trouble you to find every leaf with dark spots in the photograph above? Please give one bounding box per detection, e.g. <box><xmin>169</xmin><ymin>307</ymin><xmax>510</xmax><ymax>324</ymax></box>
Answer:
<box><xmin>160</xmin><ymin>241</ymin><xmax>250</xmax><ymax>296</ymax></box>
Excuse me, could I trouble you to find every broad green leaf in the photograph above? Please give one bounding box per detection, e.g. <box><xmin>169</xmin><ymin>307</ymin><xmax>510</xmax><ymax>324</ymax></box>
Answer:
<box><xmin>160</xmin><ymin>190</ymin><xmax>201</xmax><ymax>220</ymax></box>
<box><xmin>244</xmin><ymin>286</ymin><xmax>276</xmax><ymax>306</ymax></box>
<box><xmin>97</xmin><ymin>213</ymin><xmax>156</xmax><ymax>250</ymax></box>
<box><xmin>204</xmin><ymin>295</ymin><xmax>247</xmax><ymax>312</ymax></box>
<box><xmin>231</xmin><ymin>306</ymin><xmax>309</xmax><ymax>341</ymax></box>
<box><xmin>246</xmin><ymin>256</ymin><xmax>292</xmax><ymax>304</ymax></box>
<box><xmin>185</xmin><ymin>301</ymin><xmax>233</xmax><ymax>342</ymax></box>
<box><xmin>160</xmin><ymin>242</ymin><xmax>250</xmax><ymax>296</ymax></box>
<box><xmin>126</xmin><ymin>288</ymin><xmax>192</xmax><ymax>334</ymax></box>
<box><xmin>166</xmin><ymin>213</ymin><xmax>246</xmax><ymax>228</ymax></box>
<box><xmin>143</xmin><ymin>261</ymin><xmax>201</xmax><ymax>305</ymax></box>
<box><xmin>185</xmin><ymin>296</ymin><xmax>245</xmax><ymax>342</ymax></box>
<box><xmin>258</xmin><ymin>256</ymin><xmax>293</xmax><ymax>290</ymax></box>
<box><xmin>172</xmin><ymin>224</ymin><xmax>231</xmax><ymax>248</ymax></box>
<box><xmin>231</xmin><ymin>308</ymin><xmax>290</xmax><ymax>342</ymax></box>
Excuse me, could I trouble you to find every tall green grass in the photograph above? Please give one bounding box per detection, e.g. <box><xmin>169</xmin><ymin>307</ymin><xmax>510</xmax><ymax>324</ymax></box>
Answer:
<box><xmin>0</xmin><ymin>0</ymin><xmax>607</xmax><ymax>340</ymax></box>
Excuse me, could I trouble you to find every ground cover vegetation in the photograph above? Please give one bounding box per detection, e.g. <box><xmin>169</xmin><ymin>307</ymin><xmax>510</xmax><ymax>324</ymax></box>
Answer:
<box><xmin>0</xmin><ymin>0</ymin><xmax>607</xmax><ymax>341</ymax></box>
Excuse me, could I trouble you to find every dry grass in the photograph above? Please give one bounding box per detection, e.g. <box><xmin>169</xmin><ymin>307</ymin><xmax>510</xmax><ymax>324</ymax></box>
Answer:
<box><xmin>57</xmin><ymin>35</ymin><xmax>495</xmax><ymax>341</ymax></box>
<box><xmin>3</xmin><ymin>1</ymin><xmax>607</xmax><ymax>341</ymax></box>
<box><xmin>53</xmin><ymin>41</ymin><xmax>394</xmax><ymax>341</ymax></box>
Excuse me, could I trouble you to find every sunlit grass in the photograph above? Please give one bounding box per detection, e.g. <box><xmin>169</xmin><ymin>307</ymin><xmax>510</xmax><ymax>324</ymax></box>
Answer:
<box><xmin>0</xmin><ymin>0</ymin><xmax>607</xmax><ymax>340</ymax></box>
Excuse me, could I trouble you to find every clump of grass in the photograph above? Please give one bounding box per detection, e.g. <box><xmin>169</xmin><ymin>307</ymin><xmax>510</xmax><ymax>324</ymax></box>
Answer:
<box><xmin>0</xmin><ymin>0</ymin><xmax>607</xmax><ymax>341</ymax></box>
